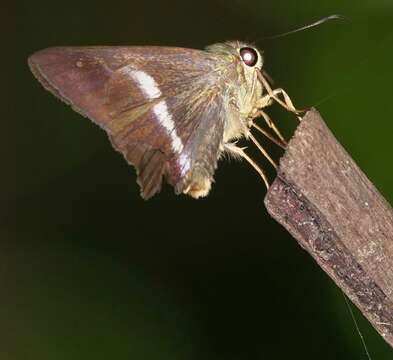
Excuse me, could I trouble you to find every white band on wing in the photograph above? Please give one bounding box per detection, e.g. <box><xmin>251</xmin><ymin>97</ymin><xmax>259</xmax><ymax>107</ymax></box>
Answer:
<box><xmin>126</xmin><ymin>69</ymin><xmax>185</xmax><ymax>156</ymax></box>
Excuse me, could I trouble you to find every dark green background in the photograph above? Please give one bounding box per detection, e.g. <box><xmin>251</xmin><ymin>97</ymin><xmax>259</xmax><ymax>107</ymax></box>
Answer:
<box><xmin>7</xmin><ymin>0</ymin><xmax>393</xmax><ymax>359</ymax></box>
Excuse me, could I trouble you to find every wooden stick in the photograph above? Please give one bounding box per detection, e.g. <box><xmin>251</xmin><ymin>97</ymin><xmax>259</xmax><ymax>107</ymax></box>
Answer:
<box><xmin>264</xmin><ymin>108</ymin><xmax>393</xmax><ymax>348</ymax></box>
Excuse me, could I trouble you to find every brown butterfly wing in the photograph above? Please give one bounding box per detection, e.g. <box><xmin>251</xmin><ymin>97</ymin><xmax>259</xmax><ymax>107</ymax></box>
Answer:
<box><xmin>28</xmin><ymin>46</ymin><xmax>227</xmax><ymax>198</ymax></box>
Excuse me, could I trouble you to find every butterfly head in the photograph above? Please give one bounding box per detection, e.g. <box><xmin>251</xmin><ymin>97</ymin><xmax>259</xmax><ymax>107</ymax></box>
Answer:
<box><xmin>206</xmin><ymin>41</ymin><xmax>263</xmax><ymax>69</ymax></box>
<box><xmin>205</xmin><ymin>41</ymin><xmax>265</xmax><ymax>101</ymax></box>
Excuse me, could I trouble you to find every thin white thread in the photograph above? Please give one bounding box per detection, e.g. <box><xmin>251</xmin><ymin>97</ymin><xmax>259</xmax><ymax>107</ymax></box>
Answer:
<box><xmin>341</xmin><ymin>291</ymin><xmax>372</xmax><ymax>360</ymax></box>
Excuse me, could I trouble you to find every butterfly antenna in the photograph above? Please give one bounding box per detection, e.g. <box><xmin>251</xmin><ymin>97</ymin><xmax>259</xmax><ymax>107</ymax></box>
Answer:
<box><xmin>259</xmin><ymin>14</ymin><xmax>345</xmax><ymax>41</ymax></box>
<box><xmin>341</xmin><ymin>291</ymin><xmax>372</xmax><ymax>360</ymax></box>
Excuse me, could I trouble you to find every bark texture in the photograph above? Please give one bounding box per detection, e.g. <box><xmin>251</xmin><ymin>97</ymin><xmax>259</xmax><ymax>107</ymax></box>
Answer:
<box><xmin>265</xmin><ymin>108</ymin><xmax>393</xmax><ymax>348</ymax></box>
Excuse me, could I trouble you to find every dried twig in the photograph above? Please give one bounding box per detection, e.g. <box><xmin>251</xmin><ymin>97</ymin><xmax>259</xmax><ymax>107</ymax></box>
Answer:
<box><xmin>265</xmin><ymin>109</ymin><xmax>393</xmax><ymax>348</ymax></box>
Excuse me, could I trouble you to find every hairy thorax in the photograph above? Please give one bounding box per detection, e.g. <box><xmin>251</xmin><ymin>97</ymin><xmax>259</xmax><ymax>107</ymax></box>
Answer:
<box><xmin>222</xmin><ymin>69</ymin><xmax>263</xmax><ymax>143</ymax></box>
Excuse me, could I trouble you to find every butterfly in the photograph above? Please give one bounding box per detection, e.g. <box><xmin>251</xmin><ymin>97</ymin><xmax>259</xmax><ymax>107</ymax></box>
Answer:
<box><xmin>28</xmin><ymin>41</ymin><xmax>299</xmax><ymax>199</ymax></box>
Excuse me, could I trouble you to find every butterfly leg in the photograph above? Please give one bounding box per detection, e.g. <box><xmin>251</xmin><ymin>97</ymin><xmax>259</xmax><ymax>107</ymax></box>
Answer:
<box><xmin>256</xmin><ymin>70</ymin><xmax>303</xmax><ymax>118</ymax></box>
<box><xmin>251</xmin><ymin>122</ymin><xmax>287</xmax><ymax>149</ymax></box>
<box><xmin>271</xmin><ymin>88</ymin><xmax>303</xmax><ymax>117</ymax></box>
<box><xmin>246</xmin><ymin>132</ymin><xmax>277</xmax><ymax>169</ymax></box>
<box><xmin>224</xmin><ymin>143</ymin><xmax>270</xmax><ymax>189</ymax></box>
<box><xmin>250</xmin><ymin>110</ymin><xmax>287</xmax><ymax>145</ymax></box>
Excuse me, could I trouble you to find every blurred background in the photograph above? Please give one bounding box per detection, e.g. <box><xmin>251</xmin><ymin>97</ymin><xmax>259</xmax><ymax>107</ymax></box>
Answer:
<box><xmin>6</xmin><ymin>0</ymin><xmax>393</xmax><ymax>358</ymax></box>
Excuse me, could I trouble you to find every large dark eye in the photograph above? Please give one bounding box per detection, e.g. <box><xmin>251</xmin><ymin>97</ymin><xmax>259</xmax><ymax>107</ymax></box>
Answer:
<box><xmin>240</xmin><ymin>47</ymin><xmax>258</xmax><ymax>67</ymax></box>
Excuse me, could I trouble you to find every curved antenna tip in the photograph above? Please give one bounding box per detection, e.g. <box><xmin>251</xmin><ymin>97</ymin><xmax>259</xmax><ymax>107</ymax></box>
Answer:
<box><xmin>262</xmin><ymin>14</ymin><xmax>347</xmax><ymax>41</ymax></box>
<box><xmin>326</xmin><ymin>14</ymin><xmax>347</xmax><ymax>21</ymax></box>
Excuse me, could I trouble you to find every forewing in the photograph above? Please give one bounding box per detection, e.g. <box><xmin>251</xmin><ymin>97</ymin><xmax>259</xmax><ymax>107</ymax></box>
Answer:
<box><xmin>28</xmin><ymin>46</ymin><xmax>226</xmax><ymax>198</ymax></box>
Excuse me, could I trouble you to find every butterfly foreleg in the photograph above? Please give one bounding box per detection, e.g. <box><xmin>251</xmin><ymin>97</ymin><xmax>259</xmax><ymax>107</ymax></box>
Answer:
<box><xmin>256</xmin><ymin>70</ymin><xmax>302</xmax><ymax>118</ymax></box>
